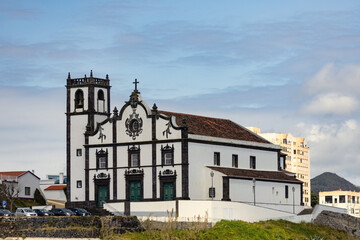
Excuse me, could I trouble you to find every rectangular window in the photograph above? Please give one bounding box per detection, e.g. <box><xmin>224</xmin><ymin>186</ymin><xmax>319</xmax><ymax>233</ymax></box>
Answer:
<box><xmin>96</xmin><ymin>149</ymin><xmax>108</xmax><ymax>169</ymax></box>
<box><xmin>250</xmin><ymin>156</ymin><xmax>256</xmax><ymax>169</ymax></box>
<box><xmin>99</xmin><ymin>157</ymin><xmax>107</xmax><ymax>168</ymax></box>
<box><xmin>232</xmin><ymin>154</ymin><xmax>238</xmax><ymax>168</ymax></box>
<box><xmin>285</xmin><ymin>185</ymin><xmax>289</xmax><ymax>199</ymax></box>
<box><xmin>164</xmin><ymin>153</ymin><xmax>173</xmax><ymax>165</ymax></box>
<box><xmin>352</xmin><ymin>196</ymin><xmax>355</xmax><ymax>203</ymax></box>
<box><xmin>131</xmin><ymin>153</ymin><xmax>140</xmax><ymax>167</ymax></box>
<box><xmin>335</xmin><ymin>198</ymin><xmax>338</xmax><ymax>203</ymax></box>
<box><xmin>339</xmin><ymin>195</ymin><xmax>345</xmax><ymax>203</ymax></box>
<box><xmin>283</xmin><ymin>138</ymin><xmax>287</xmax><ymax>144</ymax></box>
<box><xmin>325</xmin><ymin>196</ymin><xmax>333</xmax><ymax>203</ymax></box>
<box><xmin>161</xmin><ymin>144</ymin><xmax>174</xmax><ymax>166</ymax></box>
<box><xmin>25</xmin><ymin>187</ymin><xmax>30</xmax><ymax>196</ymax></box>
<box><xmin>214</xmin><ymin>152</ymin><xmax>220</xmax><ymax>166</ymax></box>
<box><xmin>128</xmin><ymin>146</ymin><xmax>140</xmax><ymax>167</ymax></box>
<box><xmin>76</xmin><ymin>149</ymin><xmax>82</xmax><ymax>156</ymax></box>
<box><xmin>77</xmin><ymin>180</ymin><xmax>82</xmax><ymax>188</ymax></box>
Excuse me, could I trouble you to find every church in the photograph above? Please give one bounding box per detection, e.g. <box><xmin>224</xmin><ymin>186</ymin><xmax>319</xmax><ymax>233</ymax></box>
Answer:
<box><xmin>66</xmin><ymin>71</ymin><xmax>303</xmax><ymax>213</ymax></box>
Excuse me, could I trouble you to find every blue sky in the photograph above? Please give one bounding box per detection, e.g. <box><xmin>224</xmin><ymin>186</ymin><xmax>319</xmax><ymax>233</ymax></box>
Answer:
<box><xmin>1</xmin><ymin>1</ymin><xmax>360</xmax><ymax>185</ymax></box>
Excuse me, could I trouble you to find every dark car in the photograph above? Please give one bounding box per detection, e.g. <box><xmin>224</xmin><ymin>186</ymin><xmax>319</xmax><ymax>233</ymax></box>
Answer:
<box><xmin>50</xmin><ymin>208</ymin><xmax>75</xmax><ymax>216</ymax></box>
<box><xmin>34</xmin><ymin>209</ymin><xmax>54</xmax><ymax>216</ymax></box>
<box><xmin>0</xmin><ymin>209</ymin><xmax>14</xmax><ymax>216</ymax></box>
<box><xmin>69</xmin><ymin>208</ymin><xmax>91</xmax><ymax>216</ymax></box>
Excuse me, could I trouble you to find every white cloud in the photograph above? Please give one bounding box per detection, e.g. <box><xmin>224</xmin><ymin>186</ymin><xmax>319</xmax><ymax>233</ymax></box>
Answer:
<box><xmin>298</xmin><ymin>120</ymin><xmax>360</xmax><ymax>183</ymax></box>
<box><xmin>302</xmin><ymin>93</ymin><xmax>359</xmax><ymax>115</ymax></box>
<box><xmin>305</xmin><ymin>63</ymin><xmax>360</xmax><ymax>95</ymax></box>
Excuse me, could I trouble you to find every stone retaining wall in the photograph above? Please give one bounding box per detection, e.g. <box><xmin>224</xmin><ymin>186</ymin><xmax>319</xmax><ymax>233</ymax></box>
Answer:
<box><xmin>314</xmin><ymin>210</ymin><xmax>360</xmax><ymax>238</ymax></box>
<box><xmin>0</xmin><ymin>216</ymin><xmax>142</xmax><ymax>238</ymax></box>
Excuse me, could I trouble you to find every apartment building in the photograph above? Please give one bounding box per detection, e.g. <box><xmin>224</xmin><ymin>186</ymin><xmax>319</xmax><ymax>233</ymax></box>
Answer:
<box><xmin>247</xmin><ymin>127</ymin><xmax>311</xmax><ymax>206</ymax></box>
<box><xmin>319</xmin><ymin>190</ymin><xmax>360</xmax><ymax>217</ymax></box>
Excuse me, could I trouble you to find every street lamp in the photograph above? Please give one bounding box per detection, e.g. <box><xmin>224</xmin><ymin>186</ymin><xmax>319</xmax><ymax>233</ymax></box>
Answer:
<box><xmin>210</xmin><ymin>171</ymin><xmax>215</xmax><ymax>200</ymax></box>
<box><xmin>252</xmin><ymin>178</ymin><xmax>256</xmax><ymax>206</ymax></box>
<box><xmin>292</xmin><ymin>186</ymin><xmax>295</xmax><ymax>214</ymax></box>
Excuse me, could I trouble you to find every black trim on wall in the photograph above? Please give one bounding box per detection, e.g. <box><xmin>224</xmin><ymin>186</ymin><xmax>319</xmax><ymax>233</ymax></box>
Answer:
<box><xmin>300</xmin><ymin>183</ymin><xmax>304</xmax><ymax>206</ymax></box>
<box><xmin>152</xmin><ymin>113</ymin><xmax>157</xmax><ymax>199</ymax></box>
<box><xmin>181</xmin><ymin>127</ymin><xmax>189</xmax><ymax>199</ymax></box>
<box><xmin>85</xmin><ymin>135</ymin><xmax>90</xmax><ymax>202</ymax></box>
<box><xmin>112</xmin><ymin>119</ymin><xmax>117</xmax><ymax>200</ymax></box>
<box><xmin>84</xmin><ymin>138</ymin><xmax>280</xmax><ymax>152</ymax></box>
<box><xmin>66</xmin><ymin>86</ymin><xmax>71</xmax><ymax>203</ymax></box>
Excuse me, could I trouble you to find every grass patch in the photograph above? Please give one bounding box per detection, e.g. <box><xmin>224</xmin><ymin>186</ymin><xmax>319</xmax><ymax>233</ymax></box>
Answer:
<box><xmin>106</xmin><ymin>219</ymin><xmax>359</xmax><ymax>240</ymax></box>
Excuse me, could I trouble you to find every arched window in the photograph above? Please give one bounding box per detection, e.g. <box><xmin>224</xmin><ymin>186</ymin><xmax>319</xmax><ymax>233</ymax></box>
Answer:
<box><xmin>97</xmin><ymin>89</ymin><xmax>105</xmax><ymax>112</ymax></box>
<box><xmin>98</xmin><ymin>90</ymin><xmax>105</xmax><ymax>100</ymax></box>
<box><xmin>75</xmin><ymin>89</ymin><xmax>84</xmax><ymax>109</ymax></box>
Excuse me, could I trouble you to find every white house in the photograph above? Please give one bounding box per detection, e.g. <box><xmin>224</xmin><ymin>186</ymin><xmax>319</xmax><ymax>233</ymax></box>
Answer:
<box><xmin>0</xmin><ymin>171</ymin><xmax>40</xmax><ymax>199</ymax></box>
<box><xmin>66</xmin><ymin>72</ymin><xmax>303</xmax><ymax>214</ymax></box>
<box><xmin>39</xmin><ymin>173</ymin><xmax>67</xmax><ymax>207</ymax></box>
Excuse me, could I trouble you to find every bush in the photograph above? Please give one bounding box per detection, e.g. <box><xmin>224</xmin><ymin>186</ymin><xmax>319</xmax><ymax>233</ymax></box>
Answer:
<box><xmin>34</xmin><ymin>188</ymin><xmax>46</xmax><ymax>205</ymax></box>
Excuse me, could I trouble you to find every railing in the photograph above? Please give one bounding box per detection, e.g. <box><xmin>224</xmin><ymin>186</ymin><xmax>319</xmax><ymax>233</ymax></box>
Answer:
<box><xmin>67</xmin><ymin>77</ymin><xmax>109</xmax><ymax>86</ymax></box>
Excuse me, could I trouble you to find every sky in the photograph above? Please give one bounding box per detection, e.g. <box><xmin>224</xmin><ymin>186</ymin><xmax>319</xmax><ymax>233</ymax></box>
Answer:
<box><xmin>1</xmin><ymin>0</ymin><xmax>360</xmax><ymax>185</ymax></box>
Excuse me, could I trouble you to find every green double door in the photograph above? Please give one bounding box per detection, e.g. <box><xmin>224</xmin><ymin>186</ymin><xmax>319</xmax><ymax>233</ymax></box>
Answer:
<box><xmin>129</xmin><ymin>181</ymin><xmax>141</xmax><ymax>202</ymax></box>
<box><xmin>98</xmin><ymin>185</ymin><xmax>108</xmax><ymax>207</ymax></box>
<box><xmin>163</xmin><ymin>182</ymin><xmax>174</xmax><ymax>201</ymax></box>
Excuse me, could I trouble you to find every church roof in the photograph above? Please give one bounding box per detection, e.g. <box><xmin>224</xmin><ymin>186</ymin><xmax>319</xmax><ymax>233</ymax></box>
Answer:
<box><xmin>207</xmin><ymin>166</ymin><xmax>302</xmax><ymax>184</ymax></box>
<box><xmin>158</xmin><ymin>111</ymin><xmax>270</xmax><ymax>144</ymax></box>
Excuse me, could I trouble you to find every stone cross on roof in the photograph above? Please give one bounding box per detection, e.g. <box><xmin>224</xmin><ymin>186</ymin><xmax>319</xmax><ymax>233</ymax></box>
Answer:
<box><xmin>133</xmin><ymin>79</ymin><xmax>139</xmax><ymax>91</ymax></box>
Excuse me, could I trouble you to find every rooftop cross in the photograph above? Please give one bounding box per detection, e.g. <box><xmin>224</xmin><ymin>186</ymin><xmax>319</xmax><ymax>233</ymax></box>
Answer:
<box><xmin>133</xmin><ymin>79</ymin><xmax>139</xmax><ymax>91</ymax></box>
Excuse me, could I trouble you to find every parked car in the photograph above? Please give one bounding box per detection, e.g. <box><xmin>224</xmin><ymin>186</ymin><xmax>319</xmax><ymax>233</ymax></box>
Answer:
<box><xmin>15</xmin><ymin>208</ymin><xmax>37</xmax><ymax>217</ymax></box>
<box><xmin>50</xmin><ymin>208</ymin><xmax>75</xmax><ymax>216</ymax></box>
<box><xmin>69</xmin><ymin>208</ymin><xmax>91</xmax><ymax>216</ymax></box>
<box><xmin>34</xmin><ymin>209</ymin><xmax>54</xmax><ymax>216</ymax></box>
<box><xmin>0</xmin><ymin>209</ymin><xmax>14</xmax><ymax>216</ymax></box>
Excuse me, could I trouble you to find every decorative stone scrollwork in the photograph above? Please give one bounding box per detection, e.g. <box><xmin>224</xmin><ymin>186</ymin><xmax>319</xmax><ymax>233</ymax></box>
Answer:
<box><xmin>159</xmin><ymin>169</ymin><xmax>177</xmax><ymax>176</ymax></box>
<box><xmin>93</xmin><ymin>172</ymin><xmax>110</xmax><ymax>180</ymax></box>
<box><xmin>162</xmin><ymin>120</ymin><xmax>172</xmax><ymax>138</ymax></box>
<box><xmin>125</xmin><ymin>109</ymin><xmax>143</xmax><ymax>140</ymax></box>
<box><xmin>125</xmin><ymin>169</ymin><xmax>144</xmax><ymax>175</ymax></box>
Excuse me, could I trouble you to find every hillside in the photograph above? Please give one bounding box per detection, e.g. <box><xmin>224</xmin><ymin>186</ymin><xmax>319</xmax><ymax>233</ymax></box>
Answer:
<box><xmin>311</xmin><ymin>172</ymin><xmax>360</xmax><ymax>193</ymax></box>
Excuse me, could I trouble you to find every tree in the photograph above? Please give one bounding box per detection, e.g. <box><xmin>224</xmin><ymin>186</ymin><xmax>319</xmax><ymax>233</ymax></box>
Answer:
<box><xmin>0</xmin><ymin>181</ymin><xmax>20</xmax><ymax>211</ymax></box>
<box><xmin>311</xmin><ymin>192</ymin><xmax>319</xmax><ymax>208</ymax></box>
<box><xmin>34</xmin><ymin>188</ymin><xmax>46</xmax><ymax>205</ymax></box>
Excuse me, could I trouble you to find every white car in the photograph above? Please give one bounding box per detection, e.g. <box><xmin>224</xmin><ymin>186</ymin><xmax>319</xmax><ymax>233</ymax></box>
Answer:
<box><xmin>15</xmin><ymin>208</ymin><xmax>38</xmax><ymax>217</ymax></box>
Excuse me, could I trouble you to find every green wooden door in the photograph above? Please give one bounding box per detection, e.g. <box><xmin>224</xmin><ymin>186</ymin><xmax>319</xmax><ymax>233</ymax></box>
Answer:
<box><xmin>98</xmin><ymin>185</ymin><xmax>108</xmax><ymax>207</ymax></box>
<box><xmin>129</xmin><ymin>181</ymin><xmax>141</xmax><ymax>202</ymax></box>
<box><xmin>164</xmin><ymin>182</ymin><xmax>174</xmax><ymax>201</ymax></box>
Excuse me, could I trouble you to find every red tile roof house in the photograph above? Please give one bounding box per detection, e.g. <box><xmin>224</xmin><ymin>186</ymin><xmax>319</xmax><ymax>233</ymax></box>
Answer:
<box><xmin>42</xmin><ymin>184</ymin><xmax>67</xmax><ymax>208</ymax></box>
<box><xmin>0</xmin><ymin>171</ymin><xmax>40</xmax><ymax>199</ymax></box>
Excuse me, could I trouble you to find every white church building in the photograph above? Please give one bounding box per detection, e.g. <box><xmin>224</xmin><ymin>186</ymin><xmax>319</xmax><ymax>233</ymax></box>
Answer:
<box><xmin>66</xmin><ymin>72</ymin><xmax>304</xmax><ymax>218</ymax></box>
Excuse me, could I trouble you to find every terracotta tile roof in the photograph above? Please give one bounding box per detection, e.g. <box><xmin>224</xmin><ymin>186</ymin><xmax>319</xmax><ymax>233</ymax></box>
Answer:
<box><xmin>44</xmin><ymin>184</ymin><xmax>67</xmax><ymax>191</ymax></box>
<box><xmin>0</xmin><ymin>171</ymin><xmax>27</xmax><ymax>177</ymax></box>
<box><xmin>158</xmin><ymin>111</ymin><xmax>270</xmax><ymax>144</ymax></box>
<box><xmin>207</xmin><ymin>166</ymin><xmax>302</xmax><ymax>184</ymax></box>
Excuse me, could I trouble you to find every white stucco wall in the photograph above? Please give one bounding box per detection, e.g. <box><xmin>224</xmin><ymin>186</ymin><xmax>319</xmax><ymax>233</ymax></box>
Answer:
<box><xmin>229</xmin><ymin>178</ymin><xmax>302</xmax><ymax>213</ymax></box>
<box><xmin>17</xmin><ymin>172</ymin><xmax>40</xmax><ymax>199</ymax></box>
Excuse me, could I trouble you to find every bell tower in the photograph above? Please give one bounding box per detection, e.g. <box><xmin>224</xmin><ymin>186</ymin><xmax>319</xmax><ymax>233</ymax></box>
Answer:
<box><xmin>66</xmin><ymin>70</ymin><xmax>111</xmax><ymax>204</ymax></box>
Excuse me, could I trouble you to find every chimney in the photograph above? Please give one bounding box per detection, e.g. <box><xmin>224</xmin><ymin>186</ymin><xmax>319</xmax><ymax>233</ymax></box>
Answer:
<box><xmin>59</xmin><ymin>172</ymin><xmax>64</xmax><ymax>184</ymax></box>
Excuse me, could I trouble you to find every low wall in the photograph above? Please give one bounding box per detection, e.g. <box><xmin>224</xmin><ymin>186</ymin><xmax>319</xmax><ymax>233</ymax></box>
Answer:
<box><xmin>105</xmin><ymin>200</ymin><xmax>297</xmax><ymax>223</ymax></box>
<box><xmin>0</xmin><ymin>216</ymin><xmax>142</xmax><ymax>238</ymax></box>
